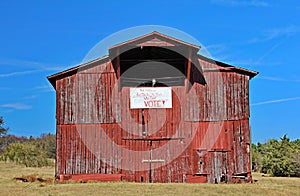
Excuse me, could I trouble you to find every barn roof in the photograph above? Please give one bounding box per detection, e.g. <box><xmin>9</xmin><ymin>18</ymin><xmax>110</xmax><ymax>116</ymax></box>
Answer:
<box><xmin>47</xmin><ymin>55</ymin><xmax>109</xmax><ymax>88</ymax></box>
<box><xmin>109</xmin><ymin>31</ymin><xmax>201</xmax><ymax>51</ymax></box>
<box><xmin>198</xmin><ymin>55</ymin><xmax>258</xmax><ymax>78</ymax></box>
<box><xmin>47</xmin><ymin>32</ymin><xmax>258</xmax><ymax>89</ymax></box>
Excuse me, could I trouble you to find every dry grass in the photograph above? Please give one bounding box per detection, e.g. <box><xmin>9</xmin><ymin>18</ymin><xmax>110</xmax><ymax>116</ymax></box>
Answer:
<box><xmin>0</xmin><ymin>161</ymin><xmax>299</xmax><ymax>196</ymax></box>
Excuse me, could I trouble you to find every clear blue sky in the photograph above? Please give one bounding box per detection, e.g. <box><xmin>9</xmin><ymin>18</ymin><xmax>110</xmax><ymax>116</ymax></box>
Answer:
<box><xmin>0</xmin><ymin>0</ymin><xmax>299</xmax><ymax>143</ymax></box>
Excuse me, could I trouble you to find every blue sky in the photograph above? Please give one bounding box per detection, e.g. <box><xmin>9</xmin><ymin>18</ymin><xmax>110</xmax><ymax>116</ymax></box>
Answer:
<box><xmin>0</xmin><ymin>0</ymin><xmax>299</xmax><ymax>143</ymax></box>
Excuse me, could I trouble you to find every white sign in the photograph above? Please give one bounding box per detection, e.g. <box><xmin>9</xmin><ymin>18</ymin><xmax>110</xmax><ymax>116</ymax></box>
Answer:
<box><xmin>130</xmin><ymin>87</ymin><xmax>172</xmax><ymax>109</ymax></box>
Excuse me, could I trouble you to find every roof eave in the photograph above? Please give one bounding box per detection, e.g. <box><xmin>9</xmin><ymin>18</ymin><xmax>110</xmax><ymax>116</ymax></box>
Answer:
<box><xmin>198</xmin><ymin>54</ymin><xmax>258</xmax><ymax>79</ymax></box>
<box><xmin>47</xmin><ymin>55</ymin><xmax>110</xmax><ymax>89</ymax></box>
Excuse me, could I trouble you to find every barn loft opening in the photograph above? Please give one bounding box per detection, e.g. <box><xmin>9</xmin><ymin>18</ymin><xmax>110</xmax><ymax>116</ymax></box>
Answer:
<box><xmin>118</xmin><ymin>46</ymin><xmax>187</xmax><ymax>87</ymax></box>
<box><xmin>106</xmin><ymin>31</ymin><xmax>206</xmax><ymax>88</ymax></box>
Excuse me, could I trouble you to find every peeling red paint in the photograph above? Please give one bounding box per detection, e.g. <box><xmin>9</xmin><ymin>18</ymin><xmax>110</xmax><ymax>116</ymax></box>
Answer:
<box><xmin>48</xmin><ymin>32</ymin><xmax>257</xmax><ymax>183</ymax></box>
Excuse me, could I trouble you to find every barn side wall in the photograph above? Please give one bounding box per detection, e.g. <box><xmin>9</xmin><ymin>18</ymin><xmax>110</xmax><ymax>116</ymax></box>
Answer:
<box><xmin>55</xmin><ymin>119</ymin><xmax>250</xmax><ymax>183</ymax></box>
<box><xmin>55</xmin><ymin>59</ymin><xmax>252</xmax><ymax>183</ymax></box>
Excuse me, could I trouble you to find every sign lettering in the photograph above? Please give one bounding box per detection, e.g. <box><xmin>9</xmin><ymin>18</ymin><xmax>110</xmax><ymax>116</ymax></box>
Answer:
<box><xmin>130</xmin><ymin>87</ymin><xmax>172</xmax><ymax>109</ymax></box>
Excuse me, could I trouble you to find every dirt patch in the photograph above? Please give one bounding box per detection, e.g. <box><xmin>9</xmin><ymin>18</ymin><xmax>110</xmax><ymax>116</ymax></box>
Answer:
<box><xmin>14</xmin><ymin>175</ymin><xmax>53</xmax><ymax>183</ymax></box>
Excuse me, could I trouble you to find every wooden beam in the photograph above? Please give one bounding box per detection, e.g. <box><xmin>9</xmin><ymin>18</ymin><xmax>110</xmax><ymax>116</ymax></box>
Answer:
<box><xmin>142</xmin><ymin>160</ymin><xmax>165</xmax><ymax>163</ymax></box>
<box><xmin>117</xmin><ymin>48</ymin><xmax>120</xmax><ymax>79</ymax></box>
<box><xmin>186</xmin><ymin>49</ymin><xmax>192</xmax><ymax>92</ymax></box>
<box><xmin>122</xmin><ymin>137</ymin><xmax>185</xmax><ymax>141</ymax></box>
<box><xmin>117</xmin><ymin>48</ymin><xmax>121</xmax><ymax>91</ymax></box>
<box><xmin>120</xmin><ymin>58</ymin><xmax>185</xmax><ymax>62</ymax></box>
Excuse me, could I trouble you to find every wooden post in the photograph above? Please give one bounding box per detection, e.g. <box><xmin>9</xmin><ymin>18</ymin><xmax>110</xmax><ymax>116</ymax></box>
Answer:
<box><xmin>142</xmin><ymin>109</ymin><xmax>146</xmax><ymax>136</ymax></box>
<box><xmin>186</xmin><ymin>49</ymin><xmax>192</xmax><ymax>93</ymax></box>
<box><xmin>117</xmin><ymin>48</ymin><xmax>121</xmax><ymax>91</ymax></box>
<box><xmin>149</xmin><ymin>140</ymin><xmax>152</xmax><ymax>183</ymax></box>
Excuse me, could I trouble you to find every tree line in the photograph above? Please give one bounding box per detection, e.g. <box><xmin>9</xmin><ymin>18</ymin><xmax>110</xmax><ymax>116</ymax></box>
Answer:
<box><xmin>252</xmin><ymin>135</ymin><xmax>300</xmax><ymax>177</ymax></box>
<box><xmin>0</xmin><ymin>117</ymin><xmax>55</xmax><ymax>167</ymax></box>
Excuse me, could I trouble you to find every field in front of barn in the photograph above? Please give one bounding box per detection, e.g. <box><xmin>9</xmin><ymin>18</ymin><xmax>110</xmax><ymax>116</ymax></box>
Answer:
<box><xmin>0</xmin><ymin>162</ymin><xmax>299</xmax><ymax>196</ymax></box>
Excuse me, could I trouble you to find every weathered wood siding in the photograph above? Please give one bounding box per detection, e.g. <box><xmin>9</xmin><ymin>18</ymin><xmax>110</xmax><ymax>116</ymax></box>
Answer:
<box><xmin>56</xmin><ymin>60</ymin><xmax>250</xmax><ymax>124</ymax></box>
<box><xmin>55</xmin><ymin>57</ymin><xmax>252</xmax><ymax>183</ymax></box>
<box><xmin>184</xmin><ymin>59</ymin><xmax>249</xmax><ymax>122</ymax></box>
<box><xmin>56</xmin><ymin>120</ymin><xmax>251</xmax><ymax>183</ymax></box>
<box><xmin>56</xmin><ymin>62</ymin><xmax>121</xmax><ymax>124</ymax></box>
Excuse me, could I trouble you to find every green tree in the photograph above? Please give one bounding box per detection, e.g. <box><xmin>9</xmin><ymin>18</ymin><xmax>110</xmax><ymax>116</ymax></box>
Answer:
<box><xmin>256</xmin><ymin>135</ymin><xmax>300</xmax><ymax>177</ymax></box>
<box><xmin>251</xmin><ymin>143</ymin><xmax>262</xmax><ymax>172</ymax></box>
<box><xmin>36</xmin><ymin>133</ymin><xmax>56</xmax><ymax>159</ymax></box>
<box><xmin>0</xmin><ymin>117</ymin><xmax>8</xmax><ymax>136</ymax></box>
<box><xmin>290</xmin><ymin>139</ymin><xmax>300</xmax><ymax>177</ymax></box>
<box><xmin>0</xmin><ymin>134</ymin><xmax>28</xmax><ymax>155</ymax></box>
<box><xmin>3</xmin><ymin>140</ymin><xmax>51</xmax><ymax>167</ymax></box>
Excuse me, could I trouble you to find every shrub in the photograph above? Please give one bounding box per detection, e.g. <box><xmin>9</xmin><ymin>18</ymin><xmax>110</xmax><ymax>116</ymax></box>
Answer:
<box><xmin>2</xmin><ymin>141</ymin><xmax>51</xmax><ymax>167</ymax></box>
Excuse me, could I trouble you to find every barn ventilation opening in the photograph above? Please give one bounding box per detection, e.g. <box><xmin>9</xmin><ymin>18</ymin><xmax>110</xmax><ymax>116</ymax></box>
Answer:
<box><xmin>118</xmin><ymin>46</ymin><xmax>187</xmax><ymax>87</ymax></box>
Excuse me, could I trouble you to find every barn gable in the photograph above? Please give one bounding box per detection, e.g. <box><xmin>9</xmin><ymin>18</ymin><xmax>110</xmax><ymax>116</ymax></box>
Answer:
<box><xmin>48</xmin><ymin>31</ymin><xmax>258</xmax><ymax>183</ymax></box>
<box><xmin>109</xmin><ymin>31</ymin><xmax>200</xmax><ymax>51</ymax></box>
<box><xmin>48</xmin><ymin>31</ymin><xmax>257</xmax><ymax>88</ymax></box>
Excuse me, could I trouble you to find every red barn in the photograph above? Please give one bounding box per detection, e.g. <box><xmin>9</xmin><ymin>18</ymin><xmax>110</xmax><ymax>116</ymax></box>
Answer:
<box><xmin>48</xmin><ymin>32</ymin><xmax>257</xmax><ymax>183</ymax></box>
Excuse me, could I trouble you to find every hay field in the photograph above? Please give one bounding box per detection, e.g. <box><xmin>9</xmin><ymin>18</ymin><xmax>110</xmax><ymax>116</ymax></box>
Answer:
<box><xmin>0</xmin><ymin>162</ymin><xmax>299</xmax><ymax>196</ymax></box>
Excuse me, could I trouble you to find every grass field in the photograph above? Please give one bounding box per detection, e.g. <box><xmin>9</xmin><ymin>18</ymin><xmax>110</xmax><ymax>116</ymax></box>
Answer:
<box><xmin>0</xmin><ymin>162</ymin><xmax>299</xmax><ymax>196</ymax></box>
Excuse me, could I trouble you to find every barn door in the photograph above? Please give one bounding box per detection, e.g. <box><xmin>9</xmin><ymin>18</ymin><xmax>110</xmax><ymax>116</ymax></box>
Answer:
<box><xmin>140</xmin><ymin>140</ymin><xmax>166</xmax><ymax>183</ymax></box>
<box><xmin>121</xmin><ymin>87</ymin><xmax>182</xmax><ymax>182</ymax></box>
<box><xmin>209</xmin><ymin>151</ymin><xmax>228</xmax><ymax>183</ymax></box>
